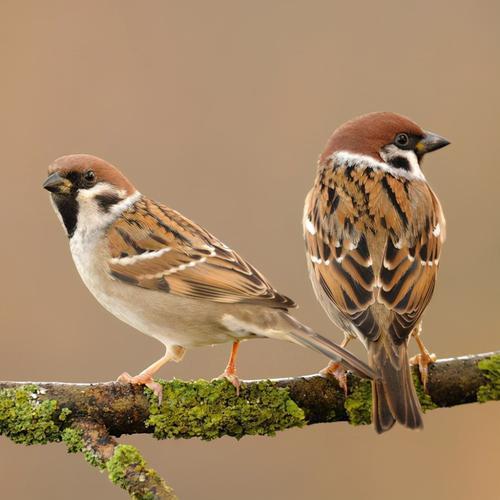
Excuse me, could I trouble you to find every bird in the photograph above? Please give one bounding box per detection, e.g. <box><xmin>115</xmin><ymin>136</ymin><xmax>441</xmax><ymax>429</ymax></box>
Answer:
<box><xmin>303</xmin><ymin>112</ymin><xmax>448</xmax><ymax>432</ymax></box>
<box><xmin>43</xmin><ymin>154</ymin><xmax>376</xmax><ymax>399</ymax></box>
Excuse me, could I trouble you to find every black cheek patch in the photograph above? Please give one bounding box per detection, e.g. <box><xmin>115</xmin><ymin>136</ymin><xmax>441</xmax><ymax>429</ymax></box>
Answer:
<box><xmin>96</xmin><ymin>193</ymin><xmax>123</xmax><ymax>212</ymax></box>
<box><xmin>389</xmin><ymin>156</ymin><xmax>411</xmax><ymax>171</ymax></box>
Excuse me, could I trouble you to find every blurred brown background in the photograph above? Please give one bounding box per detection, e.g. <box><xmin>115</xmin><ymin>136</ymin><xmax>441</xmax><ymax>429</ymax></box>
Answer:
<box><xmin>1</xmin><ymin>1</ymin><xmax>499</xmax><ymax>499</ymax></box>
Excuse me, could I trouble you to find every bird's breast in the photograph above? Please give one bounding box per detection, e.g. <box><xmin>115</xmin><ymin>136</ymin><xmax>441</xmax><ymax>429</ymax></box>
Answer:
<box><xmin>68</xmin><ymin>231</ymin><xmax>240</xmax><ymax>348</ymax></box>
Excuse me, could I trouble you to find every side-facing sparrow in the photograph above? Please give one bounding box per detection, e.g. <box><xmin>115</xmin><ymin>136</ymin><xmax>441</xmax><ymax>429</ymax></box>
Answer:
<box><xmin>303</xmin><ymin>112</ymin><xmax>448</xmax><ymax>432</ymax></box>
<box><xmin>43</xmin><ymin>154</ymin><xmax>375</xmax><ymax>398</ymax></box>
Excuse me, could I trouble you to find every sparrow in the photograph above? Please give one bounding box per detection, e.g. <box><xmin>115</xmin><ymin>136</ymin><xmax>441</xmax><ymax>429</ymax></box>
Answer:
<box><xmin>303</xmin><ymin>112</ymin><xmax>449</xmax><ymax>432</ymax></box>
<box><xmin>43</xmin><ymin>154</ymin><xmax>376</xmax><ymax>399</ymax></box>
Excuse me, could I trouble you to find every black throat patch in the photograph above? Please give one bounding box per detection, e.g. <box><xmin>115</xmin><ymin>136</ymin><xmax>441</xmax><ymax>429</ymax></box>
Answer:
<box><xmin>52</xmin><ymin>194</ymin><xmax>79</xmax><ymax>238</ymax></box>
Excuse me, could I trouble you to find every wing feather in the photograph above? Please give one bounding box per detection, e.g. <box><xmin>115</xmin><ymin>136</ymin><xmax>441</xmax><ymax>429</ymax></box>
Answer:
<box><xmin>107</xmin><ymin>197</ymin><xmax>296</xmax><ymax>309</ymax></box>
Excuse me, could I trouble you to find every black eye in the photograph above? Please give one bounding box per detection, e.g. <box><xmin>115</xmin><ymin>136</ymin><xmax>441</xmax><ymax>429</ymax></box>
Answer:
<box><xmin>395</xmin><ymin>133</ymin><xmax>410</xmax><ymax>148</ymax></box>
<box><xmin>83</xmin><ymin>170</ymin><xmax>96</xmax><ymax>184</ymax></box>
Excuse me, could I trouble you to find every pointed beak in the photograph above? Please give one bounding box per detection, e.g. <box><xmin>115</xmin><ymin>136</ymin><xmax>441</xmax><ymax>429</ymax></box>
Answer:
<box><xmin>43</xmin><ymin>172</ymin><xmax>72</xmax><ymax>194</ymax></box>
<box><xmin>416</xmin><ymin>131</ymin><xmax>450</xmax><ymax>155</ymax></box>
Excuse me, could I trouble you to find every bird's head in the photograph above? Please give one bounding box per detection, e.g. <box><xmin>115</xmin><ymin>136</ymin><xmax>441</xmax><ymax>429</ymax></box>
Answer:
<box><xmin>320</xmin><ymin>112</ymin><xmax>450</xmax><ymax>177</ymax></box>
<box><xmin>43</xmin><ymin>154</ymin><xmax>138</xmax><ymax>237</ymax></box>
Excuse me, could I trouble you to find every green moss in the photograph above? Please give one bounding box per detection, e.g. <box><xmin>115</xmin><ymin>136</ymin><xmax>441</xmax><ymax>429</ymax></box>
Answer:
<box><xmin>146</xmin><ymin>379</ymin><xmax>305</xmax><ymax>440</ymax></box>
<box><xmin>412</xmin><ymin>373</ymin><xmax>438</xmax><ymax>412</ymax></box>
<box><xmin>107</xmin><ymin>444</ymin><xmax>167</xmax><ymax>499</ymax></box>
<box><xmin>345</xmin><ymin>371</ymin><xmax>438</xmax><ymax>426</ymax></box>
<box><xmin>59</xmin><ymin>407</ymin><xmax>72</xmax><ymax>422</ymax></box>
<box><xmin>477</xmin><ymin>354</ymin><xmax>500</xmax><ymax>403</ymax></box>
<box><xmin>0</xmin><ymin>385</ymin><xmax>70</xmax><ymax>445</ymax></box>
<box><xmin>62</xmin><ymin>427</ymin><xmax>106</xmax><ymax>470</ymax></box>
<box><xmin>344</xmin><ymin>379</ymin><xmax>372</xmax><ymax>426</ymax></box>
<box><xmin>107</xmin><ymin>445</ymin><xmax>146</xmax><ymax>488</ymax></box>
<box><xmin>61</xmin><ymin>427</ymin><xmax>84</xmax><ymax>453</ymax></box>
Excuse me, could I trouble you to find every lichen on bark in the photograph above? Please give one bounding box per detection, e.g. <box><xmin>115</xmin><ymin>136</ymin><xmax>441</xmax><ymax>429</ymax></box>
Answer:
<box><xmin>412</xmin><ymin>372</ymin><xmax>438</xmax><ymax>411</ymax></box>
<box><xmin>62</xmin><ymin>426</ymin><xmax>107</xmax><ymax>469</ymax></box>
<box><xmin>146</xmin><ymin>378</ymin><xmax>306</xmax><ymax>440</ymax></box>
<box><xmin>344</xmin><ymin>379</ymin><xmax>372</xmax><ymax>426</ymax></box>
<box><xmin>107</xmin><ymin>444</ymin><xmax>177</xmax><ymax>500</ymax></box>
<box><xmin>0</xmin><ymin>384</ymin><xmax>70</xmax><ymax>445</ymax></box>
<box><xmin>343</xmin><ymin>370</ymin><xmax>437</xmax><ymax>426</ymax></box>
<box><xmin>477</xmin><ymin>354</ymin><xmax>500</xmax><ymax>403</ymax></box>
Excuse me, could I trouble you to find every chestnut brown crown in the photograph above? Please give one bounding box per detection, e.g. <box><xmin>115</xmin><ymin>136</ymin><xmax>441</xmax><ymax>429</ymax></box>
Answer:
<box><xmin>45</xmin><ymin>154</ymin><xmax>136</xmax><ymax>196</ymax></box>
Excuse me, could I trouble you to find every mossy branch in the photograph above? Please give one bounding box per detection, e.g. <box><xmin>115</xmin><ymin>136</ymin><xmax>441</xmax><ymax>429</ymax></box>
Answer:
<box><xmin>63</xmin><ymin>420</ymin><xmax>177</xmax><ymax>499</ymax></box>
<box><xmin>0</xmin><ymin>351</ymin><xmax>498</xmax><ymax>499</ymax></box>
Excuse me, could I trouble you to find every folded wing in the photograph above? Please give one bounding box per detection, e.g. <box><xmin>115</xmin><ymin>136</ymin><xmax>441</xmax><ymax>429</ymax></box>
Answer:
<box><xmin>107</xmin><ymin>197</ymin><xmax>296</xmax><ymax>310</ymax></box>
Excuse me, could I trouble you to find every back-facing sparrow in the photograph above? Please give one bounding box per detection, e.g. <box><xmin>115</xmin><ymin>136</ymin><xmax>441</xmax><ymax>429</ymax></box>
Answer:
<box><xmin>303</xmin><ymin>112</ymin><xmax>448</xmax><ymax>432</ymax></box>
<box><xmin>43</xmin><ymin>154</ymin><xmax>375</xmax><ymax>398</ymax></box>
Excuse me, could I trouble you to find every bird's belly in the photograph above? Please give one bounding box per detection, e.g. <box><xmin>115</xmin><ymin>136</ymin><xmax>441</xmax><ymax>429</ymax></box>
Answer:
<box><xmin>69</xmin><ymin>235</ymin><xmax>236</xmax><ymax>349</ymax></box>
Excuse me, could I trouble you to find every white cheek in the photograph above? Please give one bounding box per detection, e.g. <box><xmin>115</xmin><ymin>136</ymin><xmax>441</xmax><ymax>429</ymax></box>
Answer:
<box><xmin>379</xmin><ymin>146</ymin><xmax>426</xmax><ymax>181</ymax></box>
<box><xmin>332</xmin><ymin>151</ymin><xmax>426</xmax><ymax>181</ymax></box>
<box><xmin>75</xmin><ymin>184</ymin><xmax>141</xmax><ymax>238</ymax></box>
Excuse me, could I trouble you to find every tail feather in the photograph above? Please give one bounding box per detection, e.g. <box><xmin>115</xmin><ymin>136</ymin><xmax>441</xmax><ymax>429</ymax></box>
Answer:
<box><xmin>369</xmin><ymin>342</ymin><xmax>423</xmax><ymax>433</ymax></box>
<box><xmin>281</xmin><ymin>314</ymin><xmax>377</xmax><ymax>380</ymax></box>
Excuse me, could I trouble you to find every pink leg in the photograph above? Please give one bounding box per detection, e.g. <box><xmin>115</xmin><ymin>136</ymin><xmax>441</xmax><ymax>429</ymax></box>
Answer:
<box><xmin>117</xmin><ymin>346</ymin><xmax>186</xmax><ymax>403</ymax></box>
<box><xmin>216</xmin><ymin>341</ymin><xmax>242</xmax><ymax>395</ymax></box>
<box><xmin>319</xmin><ymin>336</ymin><xmax>351</xmax><ymax>395</ymax></box>
<box><xmin>409</xmin><ymin>324</ymin><xmax>436</xmax><ymax>392</ymax></box>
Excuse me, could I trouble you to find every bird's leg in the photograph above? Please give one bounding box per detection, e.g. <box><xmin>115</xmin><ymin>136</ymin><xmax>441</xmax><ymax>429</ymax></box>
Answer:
<box><xmin>216</xmin><ymin>341</ymin><xmax>241</xmax><ymax>395</ymax></box>
<box><xmin>409</xmin><ymin>323</ymin><xmax>436</xmax><ymax>392</ymax></box>
<box><xmin>117</xmin><ymin>346</ymin><xmax>186</xmax><ymax>403</ymax></box>
<box><xmin>319</xmin><ymin>335</ymin><xmax>351</xmax><ymax>395</ymax></box>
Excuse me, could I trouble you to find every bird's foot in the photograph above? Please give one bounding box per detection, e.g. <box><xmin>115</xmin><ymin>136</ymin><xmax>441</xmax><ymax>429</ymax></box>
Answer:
<box><xmin>117</xmin><ymin>372</ymin><xmax>164</xmax><ymax>403</ymax></box>
<box><xmin>214</xmin><ymin>370</ymin><xmax>241</xmax><ymax>396</ymax></box>
<box><xmin>409</xmin><ymin>351</ymin><xmax>437</xmax><ymax>392</ymax></box>
<box><xmin>319</xmin><ymin>361</ymin><xmax>348</xmax><ymax>395</ymax></box>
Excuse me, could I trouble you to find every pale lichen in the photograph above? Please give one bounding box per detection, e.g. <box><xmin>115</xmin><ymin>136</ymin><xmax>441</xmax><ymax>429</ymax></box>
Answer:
<box><xmin>0</xmin><ymin>385</ymin><xmax>70</xmax><ymax>445</ymax></box>
<box><xmin>107</xmin><ymin>444</ymin><xmax>174</xmax><ymax>500</ymax></box>
<box><xmin>477</xmin><ymin>354</ymin><xmax>500</xmax><ymax>403</ymax></box>
<box><xmin>412</xmin><ymin>372</ymin><xmax>438</xmax><ymax>412</ymax></box>
<box><xmin>61</xmin><ymin>427</ymin><xmax>84</xmax><ymax>453</ymax></box>
<box><xmin>344</xmin><ymin>371</ymin><xmax>438</xmax><ymax>426</ymax></box>
<box><xmin>146</xmin><ymin>379</ymin><xmax>305</xmax><ymax>440</ymax></box>
<box><xmin>61</xmin><ymin>427</ymin><xmax>106</xmax><ymax>470</ymax></box>
<box><xmin>344</xmin><ymin>379</ymin><xmax>372</xmax><ymax>426</ymax></box>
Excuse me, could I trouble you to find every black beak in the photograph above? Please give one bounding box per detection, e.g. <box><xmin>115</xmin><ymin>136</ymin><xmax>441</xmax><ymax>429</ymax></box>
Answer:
<box><xmin>418</xmin><ymin>131</ymin><xmax>450</xmax><ymax>154</ymax></box>
<box><xmin>43</xmin><ymin>172</ymin><xmax>72</xmax><ymax>194</ymax></box>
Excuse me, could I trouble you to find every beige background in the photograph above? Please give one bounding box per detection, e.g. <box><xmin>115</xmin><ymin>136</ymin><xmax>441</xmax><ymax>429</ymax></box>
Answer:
<box><xmin>1</xmin><ymin>1</ymin><xmax>499</xmax><ymax>499</ymax></box>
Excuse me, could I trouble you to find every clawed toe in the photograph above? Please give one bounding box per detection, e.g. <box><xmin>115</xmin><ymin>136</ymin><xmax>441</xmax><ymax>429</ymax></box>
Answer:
<box><xmin>144</xmin><ymin>379</ymin><xmax>164</xmax><ymax>403</ymax></box>
<box><xmin>409</xmin><ymin>352</ymin><xmax>436</xmax><ymax>392</ymax></box>
<box><xmin>116</xmin><ymin>372</ymin><xmax>164</xmax><ymax>403</ymax></box>
<box><xmin>320</xmin><ymin>361</ymin><xmax>349</xmax><ymax>395</ymax></box>
<box><xmin>117</xmin><ymin>372</ymin><xmax>133</xmax><ymax>383</ymax></box>
<box><xmin>215</xmin><ymin>371</ymin><xmax>241</xmax><ymax>396</ymax></box>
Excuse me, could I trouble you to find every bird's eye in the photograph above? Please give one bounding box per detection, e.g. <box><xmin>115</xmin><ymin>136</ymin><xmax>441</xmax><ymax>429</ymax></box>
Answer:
<box><xmin>83</xmin><ymin>170</ymin><xmax>96</xmax><ymax>184</ymax></box>
<box><xmin>395</xmin><ymin>133</ymin><xmax>410</xmax><ymax>148</ymax></box>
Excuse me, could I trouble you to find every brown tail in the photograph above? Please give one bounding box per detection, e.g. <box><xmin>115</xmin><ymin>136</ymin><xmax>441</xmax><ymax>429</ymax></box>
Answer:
<box><xmin>368</xmin><ymin>341</ymin><xmax>423</xmax><ymax>433</ymax></box>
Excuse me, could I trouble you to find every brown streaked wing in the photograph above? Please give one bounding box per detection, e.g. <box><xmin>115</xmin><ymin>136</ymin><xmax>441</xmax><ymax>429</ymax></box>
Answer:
<box><xmin>107</xmin><ymin>197</ymin><xmax>296</xmax><ymax>309</ymax></box>
<box><xmin>304</xmin><ymin>187</ymin><xmax>379</xmax><ymax>340</ymax></box>
<box><xmin>380</xmin><ymin>189</ymin><xmax>445</xmax><ymax>343</ymax></box>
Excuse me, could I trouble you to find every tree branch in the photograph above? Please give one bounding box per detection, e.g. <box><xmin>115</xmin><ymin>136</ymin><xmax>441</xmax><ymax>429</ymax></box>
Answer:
<box><xmin>68</xmin><ymin>419</ymin><xmax>177</xmax><ymax>499</ymax></box>
<box><xmin>0</xmin><ymin>350</ymin><xmax>498</xmax><ymax>499</ymax></box>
